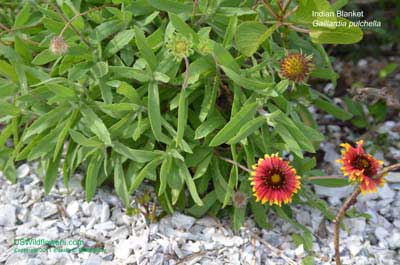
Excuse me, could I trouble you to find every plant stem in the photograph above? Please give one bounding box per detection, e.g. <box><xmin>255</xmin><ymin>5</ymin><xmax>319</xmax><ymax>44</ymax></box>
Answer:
<box><xmin>262</xmin><ymin>0</ymin><xmax>278</xmax><ymax>19</ymax></box>
<box><xmin>282</xmin><ymin>0</ymin><xmax>293</xmax><ymax>14</ymax></box>
<box><xmin>333</xmin><ymin>163</ymin><xmax>400</xmax><ymax>265</ymax></box>
<box><xmin>287</xmin><ymin>24</ymin><xmax>310</xmax><ymax>34</ymax></box>
<box><xmin>52</xmin><ymin>3</ymin><xmax>91</xmax><ymax>47</ymax></box>
<box><xmin>57</xmin><ymin>3</ymin><xmax>115</xmax><ymax>41</ymax></box>
<box><xmin>216</xmin><ymin>155</ymin><xmax>252</xmax><ymax>173</ymax></box>
<box><xmin>333</xmin><ymin>187</ymin><xmax>360</xmax><ymax>265</ymax></box>
<box><xmin>283</xmin><ymin>5</ymin><xmax>298</xmax><ymax>19</ymax></box>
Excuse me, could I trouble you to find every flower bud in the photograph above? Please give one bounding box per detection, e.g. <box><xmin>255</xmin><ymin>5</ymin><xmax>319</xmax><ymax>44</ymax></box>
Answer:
<box><xmin>280</xmin><ymin>53</ymin><xmax>313</xmax><ymax>83</ymax></box>
<box><xmin>166</xmin><ymin>33</ymin><xmax>193</xmax><ymax>61</ymax></box>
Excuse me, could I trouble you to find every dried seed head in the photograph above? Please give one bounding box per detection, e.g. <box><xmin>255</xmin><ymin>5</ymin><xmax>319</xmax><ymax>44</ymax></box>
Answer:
<box><xmin>50</xmin><ymin>36</ymin><xmax>68</xmax><ymax>56</ymax></box>
<box><xmin>232</xmin><ymin>191</ymin><xmax>248</xmax><ymax>208</ymax></box>
<box><xmin>280</xmin><ymin>53</ymin><xmax>313</xmax><ymax>83</ymax></box>
<box><xmin>166</xmin><ymin>33</ymin><xmax>193</xmax><ymax>61</ymax></box>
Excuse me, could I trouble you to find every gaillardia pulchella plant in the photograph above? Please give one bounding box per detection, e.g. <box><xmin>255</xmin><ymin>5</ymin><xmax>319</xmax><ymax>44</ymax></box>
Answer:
<box><xmin>0</xmin><ymin>1</ymin><xmax>382</xmax><ymax>263</ymax></box>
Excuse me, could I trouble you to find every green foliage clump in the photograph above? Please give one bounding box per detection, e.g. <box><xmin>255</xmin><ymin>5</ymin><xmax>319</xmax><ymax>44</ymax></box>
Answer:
<box><xmin>0</xmin><ymin>0</ymin><xmax>363</xmax><ymax>238</ymax></box>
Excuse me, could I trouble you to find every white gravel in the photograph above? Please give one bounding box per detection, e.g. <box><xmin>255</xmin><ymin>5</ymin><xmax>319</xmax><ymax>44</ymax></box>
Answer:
<box><xmin>0</xmin><ymin>163</ymin><xmax>399</xmax><ymax>265</ymax></box>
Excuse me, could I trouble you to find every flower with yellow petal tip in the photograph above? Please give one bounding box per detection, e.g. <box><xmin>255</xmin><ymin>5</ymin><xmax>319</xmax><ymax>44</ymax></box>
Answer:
<box><xmin>337</xmin><ymin>140</ymin><xmax>385</xmax><ymax>194</ymax></box>
<box><xmin>249</xmin><ymin>153</ymin><xmax>301</xmax><ymax>206</ymax></box>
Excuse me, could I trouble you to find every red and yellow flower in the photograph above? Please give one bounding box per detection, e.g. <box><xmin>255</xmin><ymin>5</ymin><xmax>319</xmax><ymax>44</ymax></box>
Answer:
<box><xmin>249</xmin><ymin>154</ymin><xmax>301</xmax><ymax>206</ymax></box>
<box><xmin>337</xmin><ymin>140</ymin><xmax>385</xmax><ymax>194</ymax></box>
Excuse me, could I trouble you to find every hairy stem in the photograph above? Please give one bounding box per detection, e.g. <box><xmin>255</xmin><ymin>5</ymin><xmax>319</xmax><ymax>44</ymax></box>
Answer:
<box><xmin>262</xmin><ymin>0</ymin><xmax>278</xmax><ymax>19</ymax></box>
<box><xmin>52</xmin><ymin>4</ymin><xmax>91</xmax><ymax>47</ymax></box>
<box><xmin>216</xmin><ymin>155</ymin><xmax>252</xmax><ymax>173</ymax></box>
<box><xmin>58</xmin><ymin>4</ymin><xmax>115</xmax><ymax>39</ymax></box>
<box><xmin>333</xmin><ymin>187</ymin><xmax>360</xmax><ymax>265</ymax></box>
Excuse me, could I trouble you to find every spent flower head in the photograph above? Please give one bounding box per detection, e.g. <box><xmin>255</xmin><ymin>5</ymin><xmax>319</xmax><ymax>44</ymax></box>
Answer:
<box><xmin>249</xmin><ymin>153</ymin><xmax>301</xmax><ymax>206</ymax></box>
<box><xmin>50</xmin><ymin>36</ymin><xmax>68</xmax><ymax>56</ymax></box>
<box><xmin>232</xmin><ymin>191</ymin><xmax>248</xmax><ymax>208</ymax></box>
<box><xmin>337</xmin><ymin>140</ymin><xmax>385</xmax><ymax>194</ymax></box>
<box><xmin>166</xmin><ymin>33</ymin><xmax>193</xmax><ymax>61</ymax></box>
<box><xmin>280</xmin><ymin>52</ymin><xmax>313</xmax><ymax>84</ymax></box>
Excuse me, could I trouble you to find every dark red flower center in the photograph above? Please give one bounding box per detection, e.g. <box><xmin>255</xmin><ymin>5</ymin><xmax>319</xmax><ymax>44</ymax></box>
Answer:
<box><xmin>352</xmin><ymin>155</ymin><xmax>374</xmax><ymax>177</ymax></box>
<box><xmin>264</xmin><ymin>169</ymin><xmax>286</xmax><ymax>189</ymax></box>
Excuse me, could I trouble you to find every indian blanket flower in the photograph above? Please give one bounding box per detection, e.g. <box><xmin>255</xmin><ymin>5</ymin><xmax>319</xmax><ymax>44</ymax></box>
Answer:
<box><xmin>280</xmin><ymin>52</ymin><xmax>313</xmax><ymax>83</ymax></box>
<box><xmin>249</xmin><ymin>154</ymin><xmax>301</xmax><ymax>206</ymax></box>
<box><xmin>166</xmin><ymin>33</ymin><xmax>193</xmax><ymax>61</ymax></box>
<box><xmin>49</xmin><ymin>36</ymin><xmax>68</xmax><ymax>55</ymax></box>
<box><xmin>337</xmin><ymin>140</ymin><xmax>385</xmax><ymax>194</ymax></box>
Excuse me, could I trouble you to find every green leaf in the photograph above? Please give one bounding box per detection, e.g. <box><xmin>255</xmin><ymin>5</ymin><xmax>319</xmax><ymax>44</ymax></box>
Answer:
<box><xmin>147</xmin><ymin>82</ymin><xmax>170</xmax><ymax>144</ymax></box>
<box><xmin>129</xmin><ymin>158</ymin><xmax>162</xmax><ymax>193</ymax></box>
<box><xmin>159</xmin><ymin>156</ymin><xmax>173</xmax><ymax>195</ymax></box>
<box><xmin>32</xmin><ymin>50</ymin><xmax>59</xmax><ymax>65</ymax></box>
<box><xmin>169</xmin><ymin>13</ymin><xmax>199</xmax><ymax>44</ymax></box>
<box><xmin>85</xmin><ymin>152</ymin><xmax>103</xmax><ymax>201</ymax></box>
<box><xmin>114</xmin><ymin>156</ymin><xmax>130</xmax><ymax>207</ymax></box>
<box><xmin>113</xmin><ymin>141</ymin><xmax>161</xmax><ymax>163</ymax></box>
<box><xmin>104</xmin><ymin>29</ymin><xmax>135</xmax><ymax>58</ymax></box>
<box><xmin>147</xmin><ymin>0</ymin><xmax>193</xmax><ymax>14</ymax></box>
<box><xmin>69</xmin><ymin>130</ymin><xmax>103</xmax><ymax>147</ymax></box>
<box><xmin>0</xmin><ymin>102</ymin><xmax>20</xmax><ymax>116</ymax></box>
<box><xmin>223</xmin><ymin>16</ymin><xmax>237</xmax><ymax>48</ymax></box>
<box><xmin>187</xmin><ymin>191</ymin><xmax>217</xmax><ymax>218</ymax></box>
<box><xmin>112</xmin><ymin>81</ymin><xmax>142</xmax><ymax>104</ymax></box>
<box><xmin>109</xmin><ymin>66</ymin><xmax>151</xmax><ymax>82</ymax></box>
<box><xmin>68</xmin><ymin>62</ymin><xmax>94</xmax><ymax>80</ymax></box>
<box><xmin>44</xmin><ymin>149</ymin><xmax>62</xmax><ymax>194</ymax></box>
<box><xmin>250</xmin><ymin>201</ymin><xmax>271</xmax><ymax>229</ymax></box>
<box><xmin>0</xmin><ymin>60</ymin><xmax>18</xmax><ymax>82</ymax></box>
<box><xmin>369</xmin><ymin>100</ymin><xmax>387</xmax><ymax>123</ymax></box>
<box><xmin>313</xmin><ymin>98</ymin><xmax>353</xmax><ymax>121</ymax></box>
<box><xmin>54</xmin><ymin>109</ymin><xmax>79</xmax><ymax>160</ymax></box>
<box><xmin>80</xmin><ymin>106</ymin><xmax>112</xmax><ymax>146</ymax></box>
<box><xmin>302</xmin><ymin>256</ymin><xmax>315</xmax><ymax>265</ymax></box>
<box><xmin>210</xmin><ymin>102</ymin><xmax>259</xmax><ymax>146</ymax></box>
<box><xmin>293</xmin><ymin>0</ymin><xmax>337</xmax><ymax>27</ymax></box>
<box><xmin>310</xmin><ymin>177</ymin><xmax>349</xmax><ymax>187</ymax></box>
<box><xmin>23</xmin><ymin>105</ymin><xmax>70</xmax><ymax>140</ymax></box>
<box><xmin>176</xmin><ymin>88</ymin><xmax>187</xmax><ymax>148</ymax></box>
<box><xmin>236</xmin><ymin>22</ymin><xmax>278</xmax><ymax>57</ymax></box>
<box><xmin>232</xmin><ymin>204</ymin><xmax>246</xmax><ymax>231</ymax></box>
<box><xmin>195</xmin><ymin>113</ymin><xmax>225</xmax><ymax>139</ymax></box>
<box><xmin>14</xmin><ymin>2</ymin><xmax>31</xmax><ymax>27</ymax></box>
<box><xmin>310</xmin><ymin>18</ymin><xmax>363</xmax><ymax>44</ymax></box>
<box><xmin>193</xmin><ymin>154</ymin><xmax>212</xmax><ymax>180</ymax></box>
<box><xmin>134</xmin><ymin>26</ymin><xmax>157</xmax><ymax>71</ymax></box>
<box><xmin>275</xmin><ymin>124</ymin><xmax>303</xmax><ymax>158</ymax></box>
<box><xmin>227</xmin><ymin>116</ymin><xmax>267</xmax><ymax>144</ymax></box>
<box><xmin>199</xmin><ymin>76</ymin><xmax>218</xmax><ymax>122</ymax></box>
<box><xmin>93</xmin><ymin>20</ymin><xmax>124</xmax><ymax>41</ymax></box>
<box><xmin>177</xmin><ymin>160</ymin><xmax>203</xmax><ymax>206</ymax></box>
<box><xmin>220</xmin><ymin>65</ymin><xmax>274</xmax><ymax>92</ymax></box>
